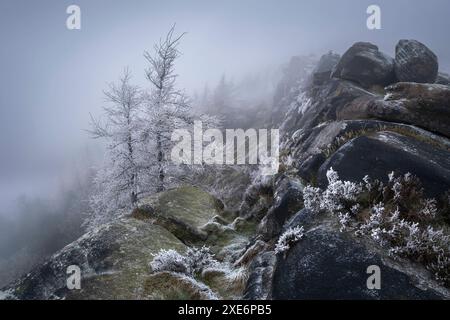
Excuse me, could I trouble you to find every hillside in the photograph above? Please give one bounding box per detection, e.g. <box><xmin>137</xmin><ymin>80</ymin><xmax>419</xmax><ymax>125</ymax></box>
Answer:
<box><xmin>2</xmin><ymin>39</ymin><xmax>450</xmax><ymax>300</ymax></box>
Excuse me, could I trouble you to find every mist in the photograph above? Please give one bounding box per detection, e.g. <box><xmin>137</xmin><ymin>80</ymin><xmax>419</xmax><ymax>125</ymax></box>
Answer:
<box><xmin>1</xmin><ymin>0</ymin><xmax>450</xmax><ymax>286</ymax></box>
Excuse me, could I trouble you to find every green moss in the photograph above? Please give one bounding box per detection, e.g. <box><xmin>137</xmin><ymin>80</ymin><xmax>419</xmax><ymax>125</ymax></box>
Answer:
<box><xmin>150</xmin><ymin>186</ymin><xmax>222</xmax><ymax>229</ymax></box>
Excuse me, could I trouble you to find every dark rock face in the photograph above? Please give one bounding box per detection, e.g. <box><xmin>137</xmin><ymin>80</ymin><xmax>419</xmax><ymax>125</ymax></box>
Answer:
<box><xmin>283</xmin><ymin>208</ymin><xmax>317</xmax><ymax>231</ymax></box>
<box><xmin>395</xmin><ymin>39</ymin><xmax>438</xmax><ymax>83</ymax></box>
<box><xmin>272</xmin><ymin>227</ymin><xmax>444</xmax><ymax>299</ymax></box>
<box><xmin>331</xmin><ymin>42</ymin><xmax>395</xmax><ymax>88</ymax></box>
<box><xmin>243</xmin><ymin>251</ymin><xmax>276</xmax><ymax>300</ymax></box>
<box><xmin>318</xmin><ymin>132</ymin><xmax>450</xmax><ymax>198</ymax></box>
<box><xmin>258</xmin><ymin>175</ymin><xmax>303</xmax><ymax>240</ymax></box>
<box><xmin>311</xmin><ymin>51</ymin><xmax>341</xmax><ymax>86</ymax></box>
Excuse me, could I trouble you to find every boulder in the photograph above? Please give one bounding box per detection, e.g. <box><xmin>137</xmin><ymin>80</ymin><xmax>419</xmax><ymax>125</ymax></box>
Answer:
<box><xmin>139</xmin><ymin>186</ymin><xmax>225</xmax><ymax>243</ymax></box>
<box><xmin>2</xmin><ymin>218</ymin><xmax>187</xmax><ymax>300</ymax></box>
<box><xmin>318</xmin><ymin>131</ymin><xmax>450</xmax><ymax>198</ymax></box>
<box><xmin>394</xmin><ymin>39</ymin><xmax>438</xmax><ymax>83</ymax></box>
<box><xmin>311</xmin><ymin>51</ymin><xmax>341</xmax><ymax>85</ymax></box>
<box><xmin>331</xmin><ymin>42</ymin><xmax>395</xmax><ymax>88</ymax></box>
<box><xmin>272</xmin><ymin>227</ymin><xmax>446</xmax><ymax>299</ymax></box>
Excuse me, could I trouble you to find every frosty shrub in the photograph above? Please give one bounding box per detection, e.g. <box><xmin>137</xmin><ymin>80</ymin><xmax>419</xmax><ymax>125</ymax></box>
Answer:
<box><xmin>150</xmin><ymin>249</ymin><xmax>190</xmax><ymax>274</ymax></box>
<box><xmin>185</xmin><ymin>246</ymin><xmax>219</xmax><ymax>274</ymax></box>
<box><xmin>303</xmin><ymin>167</ymin><xmax>362</xmax><ymax>215</ymax></box>
<box><xmin>150</xmin><ymin>246</ymin><xmax>219</xmax><ymax>276</ymax></box>
<box><xmin>275</xmin><ymin>225</ymin><xmax>305</xmax><ymax>255</ymax></box>
<box><xmin>303</xmin><ymin>168</ymin><xmax>450</xmax><ymax>286</ymax></box>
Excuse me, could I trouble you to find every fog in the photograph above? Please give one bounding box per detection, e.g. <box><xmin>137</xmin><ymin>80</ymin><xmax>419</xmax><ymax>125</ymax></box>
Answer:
<box><xmin>1</xmin><ymin>0</ymin><xmax>450</xmax><ymax>284</ymax></box>
<box><xmin>1</xmin><ymin>0</ymin><xmax>450</xmax><ymax>213</ymax></box>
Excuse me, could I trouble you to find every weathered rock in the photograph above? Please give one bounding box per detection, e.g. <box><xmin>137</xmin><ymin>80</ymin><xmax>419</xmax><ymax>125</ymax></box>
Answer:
<box><xmin>385</xmin><ymin>82</ymin><xmax>450</xmax><ymax>102</ymax></box>
<box><xmin>258</xmin><ymin>175</ymin><xmax>304</xmax><ymax>240</ymax></box>
<box><xmin>336</xmin><ymin>83</ymin><xmax>450</xmax><ymax>138</ymax></box>
<box><xmin>243</xmin><ymin>251</ymin><xmax>276</xmax><ymax>300</ymax></box>
<box><xmin>280</xmin><ymin>78</ymin><xmax>377</xmax><ymax>140</ymax></box>
<box><xmin>285</xmin><ymin>118</ymin><xmax>445</xmax><ymax>184</ymax></box>
<box><xmin>139</xmin><ymin>186</ymin><xmax>225</xmax><ymax>243</ymax></box>
<box><xmin>283</xmin><ymin>208</ymin><xmax>318</xmax><ymax>231</ymax></box>
<box><xmin>311</xmin><ymin>51</ymin><xmax>341</xmax><ymax>86</ymax></box>
<box><xmin>395</xmin><ymin>39</ymin><xmax>438</xmax><ymax>83</ymax></box>
<box><xmin>272</xmin><ymin>227</ymin><xmax>447</xmax><ymax>299</ymax></box>
<box><xmin>332</xmin><ymin>42</ymin><xmax>395</xmax><ymax>88</ymax></box>
<box><xmin>436</xmin><ymin>72</ymin><xmax>450</xmax><ymax>85</ymax></box>
<box><xmin>234</xmin><ymin>240</ymin><xmax>267</xmax><ymax>267</ymax></box>
<box><xmin>318</xmin><ymin>131</ymin><xmax>450</xmax><ymax>198</ymax></box>
<box><xmin>3</xmin><ymin>218</ymin><xmax>187</xmax><ymax>300</ymax></box>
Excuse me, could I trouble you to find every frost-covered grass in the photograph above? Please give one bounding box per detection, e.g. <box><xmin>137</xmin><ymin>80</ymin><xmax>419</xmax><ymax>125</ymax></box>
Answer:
<box><xmin>274</xmin><ymin>226</ymin><xmax>305</xmax><ymax>255</ymax></box>
<box><xmin>304</xmin><ymin>168</ymin><xmax>450</xmax><ymax>286</ymax></box>
<box><xmin>150</xmin><ymin>246</ymin><xmax>218</xmax><ymax>276</ymax></box>
<box><xmin>149</xmin><ymin>245</ymin><xmax>250</xmax><ymax>298</ymax></box>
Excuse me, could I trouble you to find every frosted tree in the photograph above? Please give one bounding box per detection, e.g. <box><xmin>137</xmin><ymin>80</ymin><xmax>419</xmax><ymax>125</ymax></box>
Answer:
<box><xmin>87</xmin><ymin>68</ymin><xmax>144</xmax><ymax>228</ymax></box>
<box><xmin>141</xmin><ymin>26</ymin><xmax>194</xmax><ymax>192</ymax></box>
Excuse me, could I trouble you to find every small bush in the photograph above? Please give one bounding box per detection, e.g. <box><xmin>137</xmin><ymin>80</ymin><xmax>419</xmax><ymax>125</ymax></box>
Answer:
<box><xmin>150</xmin><ymin>249</ymin><xmax>190</xmax><ymax>274</ymax></box>
<box><xmin>186</xmin><ymin>246</ymin><xmax>219</xmax><ymax>274</ymax></box>
<box><xmin>150</xmin><ymin>246</ymin><xmax>220</xmax><ymax>276</ymax></box>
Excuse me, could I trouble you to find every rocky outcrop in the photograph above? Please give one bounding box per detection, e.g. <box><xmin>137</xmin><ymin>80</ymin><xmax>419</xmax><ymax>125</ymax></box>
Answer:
<box><xmin>2</xmin><ymin>186</ymin><xmax>256</xmax><ymax>300</ymax></box>
<box><xmin>2</xmin><ymin>218</ymin><xmax>188</xmax><ymax>300</ymax></box>
<box><xmin>331</xmin><ymin>42</ymin><xmax>395</xmax><ymax>88</ymax></box>
<box><xmin>394</xmin><ymin>39</ymin><xmax>438</xmax><ymax>83</ymax></box>
<box><xmin>272</xmin><ymin>226</ymin><xmax>447</xmax><ymax>299</ymax></box>
<box><xmin>311</xmin><ymin>51</ymin><xmax>340</xmax><ymax>86</ymax></box>
<box><xmin>255</xmin><ymin>39</ymin><xmax>450</xmax><ymax>300</ymax></box>
<box><xmin>317</xmin><ymin>131</ymin><xmax>450</xmax><ymax>198</ymax></box>
<box><xmin>336</xmin><ymin>83</ymin><xmax>450</xmax><ymax>138</ymax></box>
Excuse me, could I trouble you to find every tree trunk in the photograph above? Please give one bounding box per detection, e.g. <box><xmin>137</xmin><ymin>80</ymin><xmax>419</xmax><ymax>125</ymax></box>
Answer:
<box><xmin>156</xmin><ymin>132</ymin><xmax>165</xmax><ymax>192</ymax></box>
<box><xmin>127</xmin><ymin>128</ymin><xmax>138</xmax><ymax>206</ymax></box>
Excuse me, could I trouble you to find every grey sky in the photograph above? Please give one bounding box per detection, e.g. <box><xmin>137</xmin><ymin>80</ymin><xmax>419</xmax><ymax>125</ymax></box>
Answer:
<box><xmin>1</xmin><ymin>0</ymin><xmax>450</xmax><ymax>213</ymax></box>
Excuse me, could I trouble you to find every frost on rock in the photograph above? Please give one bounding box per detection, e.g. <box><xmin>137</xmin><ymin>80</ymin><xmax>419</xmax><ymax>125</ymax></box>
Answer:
<box><xmin>0</xmin><ymin>289</ymin><xmax>16</xmax><ymax>300</ymax></box>
<box><xmin>275</xmin><ymin>226</ymin><xmax>305</xmax><ymax>255</ymax></box>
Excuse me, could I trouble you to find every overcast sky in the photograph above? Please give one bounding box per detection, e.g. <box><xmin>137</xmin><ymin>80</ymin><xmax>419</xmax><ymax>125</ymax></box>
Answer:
<box><xmin>1</xmin><ymin>0</ymin><xmax>450</xmax><ymax>214</ymax></box>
